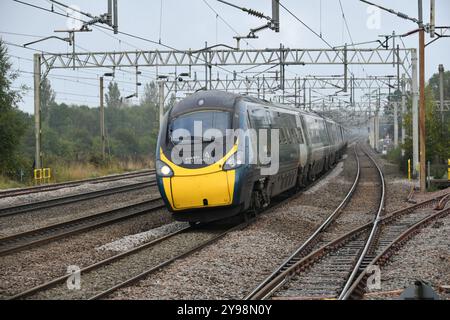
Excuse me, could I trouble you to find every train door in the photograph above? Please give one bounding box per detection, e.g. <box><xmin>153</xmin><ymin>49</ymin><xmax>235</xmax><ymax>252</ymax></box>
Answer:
<box><xmin>295</xmin><ymin>114</ymin><xmax>308</xmax><ymax>168</ymax></box>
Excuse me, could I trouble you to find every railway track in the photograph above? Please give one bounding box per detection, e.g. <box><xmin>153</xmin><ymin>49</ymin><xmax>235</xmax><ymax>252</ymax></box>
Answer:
<box><xmin>248</xmin><ymin>197</ymin><xmax>448</xmax><ymax>300</ymax></box>
<box><xmin>246</xmin><ymin>142</ymin><xmax>386</xmax><ymax>300</ymax></box>
<box><xmin>343</xmin><ymin>194</ymin><xmax>450</xmax><ymax>300</ymax></box>
<box><xmin>9</xmin><ymin>218</ymin><xmax>249</xmax><ymax>299</ymax></box>
<box><xmin>8</xmin><ymin>149</ymin><xmax>349</xmax><ymax>300</ymax></box>
<box><xmin>0</xmin><ymin>197</ymin><xmax>164</xmax><ymax>256</ymax></box>
<box><xmin>247</xmin><ymin>154</ymin><xmax>449</xmax><ymax>300</ymax></box>
<box><xmin>0</xmin><ymin>169</ymin><xmax>155</xmax><ymax>199</ymax></box>
<box><xmin>0</xmin><ymin>180</ymin><xmax>157</xmax><ymax>218</ymax></box>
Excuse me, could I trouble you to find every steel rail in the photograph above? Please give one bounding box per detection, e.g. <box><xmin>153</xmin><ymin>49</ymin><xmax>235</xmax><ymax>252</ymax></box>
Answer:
<box><xmin>88</xmin><ymin>168</ymin><xmax>342</xmax><ymax>300</ymax></box>
<box><xmin>0</xmin><ymin>180</ymin><xmax>157</xmax><ymax>217</ymax></box>
<box><xmin>342</xmin><ymin>196</ymin><xmax>450</xmax><ymax>300</ymax></box>
<box><xmin>9</xmin><ymin>146</ymin><xmax>352</xmax><ymax>299</ymax></box>
<box><xmin>250</xmin><ymin>193</ymin><xmax>445</xmax><ymax>300</ymax></box>
<box><xmin>247</xmin><ymin>143</ymin><xmax>385</xmax><ymax>300</ymax></box>
<box><xmin>89</xmin><ymin>222</ymin><xmax>250</xmax><ymax>300</ymax></box>
<box><xmin>9</xmin><ymin>224</ymin><xmax>191</xmax><ymax>300</ymax></box>
<box><xmin>0</xmin><ymin>197</ymin><xmax>164</xmax><ymax>256</ymax></box>
<box><xmin>338</xmin><ymin>145</ymin><xmax>386</xmax><ymax>299</ymax></box>
<box><xmin>9</xmin><ymin>151</ymin><xmax>345</xmax><ymax>300</ymax></box>
<box><xmin>0</xmin><ymin>169</ymin><xmax>155</xmax><ymax>199</ymax></box>
<box><xmin>245</xmin><ymin>145</ymin><xmax>361</xmax><ymax>299</ymax></box>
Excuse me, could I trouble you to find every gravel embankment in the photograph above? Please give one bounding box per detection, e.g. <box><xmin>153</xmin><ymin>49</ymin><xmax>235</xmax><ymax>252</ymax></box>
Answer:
<box><xmin>364</xmin><ymin>145</ymin><xmax>413</xmax><ymax>213</ymax></box>
<box><xmin>106</xmin><ymin>151</ymin><xmax>360</xmax><ymax>300</ymax></box>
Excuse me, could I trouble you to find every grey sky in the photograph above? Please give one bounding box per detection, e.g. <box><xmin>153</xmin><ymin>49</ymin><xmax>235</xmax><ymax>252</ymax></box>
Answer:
<box><xmin>1</xmin><ymin>0</ymin><xmax>449</xmax><ymax>114</ymax></box>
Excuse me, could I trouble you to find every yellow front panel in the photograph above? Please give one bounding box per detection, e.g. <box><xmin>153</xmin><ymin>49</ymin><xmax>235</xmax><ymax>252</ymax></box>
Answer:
<box><xmin>171</xmin><ymin>171</ymin><xmax>232</xmax><ymax>209</ymax></box>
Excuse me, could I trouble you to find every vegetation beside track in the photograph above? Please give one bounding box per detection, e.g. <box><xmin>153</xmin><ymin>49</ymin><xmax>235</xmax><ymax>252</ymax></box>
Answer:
<box><xmin>0</xmin><ymin>39</ymin><xmax>160</xmax><ymax>188</ymax></box>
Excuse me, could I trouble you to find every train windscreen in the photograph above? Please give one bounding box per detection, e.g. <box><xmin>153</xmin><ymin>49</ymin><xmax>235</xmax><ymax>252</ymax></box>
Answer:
<box><xmin>169</xmin><ymin>111</ymin><xmax>231</xmax><ymax>143</ymax></box>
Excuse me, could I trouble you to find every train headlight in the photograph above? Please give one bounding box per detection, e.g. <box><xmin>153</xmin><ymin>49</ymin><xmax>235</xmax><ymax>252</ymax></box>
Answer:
<box><xmin>156</xmin><ymin>160</ymin><xmax>173</xmax><ymax>177</ymax></box>
<box><xmin>223</xmin><ymin>152</ymin><xmax>242</xmax><ymax>171</ymax></box>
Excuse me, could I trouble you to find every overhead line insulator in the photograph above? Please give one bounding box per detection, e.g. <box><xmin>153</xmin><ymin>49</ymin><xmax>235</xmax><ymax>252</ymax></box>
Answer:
<box><xmin>245</xmin><ymin>8</ymin><xmax>267</xmax><ymax>19</ymax></box>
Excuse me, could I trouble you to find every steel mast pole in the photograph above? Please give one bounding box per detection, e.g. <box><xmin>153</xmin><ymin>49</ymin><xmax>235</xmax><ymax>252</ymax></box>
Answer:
<box><xmin>401</xmin><ymin>74</ymin><xmax>406</xmax><ymax>157</ymax></box>
<box><xmin>33</xmin><ymin>53</ymin><xmax>42</xmax><ymax>169</ymax></box>
<box><xmin>418</xmin><ymin>0</ymin><xmax>426</xmax><ymax>192</ymax></box>
<box><xmin>411</xmin><ymin>49</ymin><xmax>419</xmax><ymax>178</ymax></box>
<box><xmin>439</xmin><ymin>64</ymin><xmax>444</xmax><ymax>126</ymax></box>
<box><xmin>100</xmin><ymin>76</ymin><xmax>105</xmax><ymax>160</ymax></box>
<box><xmin>159</xmin><ymin>80</ymin><xmax>165</xmax><ymax>127</ymax></box>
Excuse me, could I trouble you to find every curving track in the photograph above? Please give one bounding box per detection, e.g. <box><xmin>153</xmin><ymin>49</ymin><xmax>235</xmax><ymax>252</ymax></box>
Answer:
<box><xmin>247</xmin><ymin>144</ymin><xmax>449</xmax><ymax>300</ymax></box>
<box><xmin>246</xmin><ymin>142</ymin><xmax>386</xmax><ymax>300</ymax></box>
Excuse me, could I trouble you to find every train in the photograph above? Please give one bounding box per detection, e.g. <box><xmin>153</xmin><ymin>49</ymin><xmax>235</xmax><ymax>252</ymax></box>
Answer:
<box><xmin>155</xmin><ymin>90</ymin><xmax>348</xmax><ymax>224</ymax></box>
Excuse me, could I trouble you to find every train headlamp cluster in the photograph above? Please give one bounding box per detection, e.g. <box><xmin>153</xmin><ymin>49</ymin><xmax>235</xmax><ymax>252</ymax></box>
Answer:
<box><xmin>156</xmin><ymin>160</ymin><xmax>173</xmax><ymax>177</ymax></box>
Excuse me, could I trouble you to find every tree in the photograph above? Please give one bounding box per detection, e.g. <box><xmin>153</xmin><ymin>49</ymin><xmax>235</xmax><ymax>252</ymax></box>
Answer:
<box><xmin>428</xmin><ymin>68</ymin><xmax>450</xmax><ymax>101</ymax></box>
<box><xmin>0</xmin><ymin>39</ymin><xmax>22</xmax><ymax>111</ymax></box>
<box><xmin>141</xmin><ymin>81</ymin><xmax>158</xmax><ymax>106</ymax></box>
<box><xmin>105</xmin><ymin>81</ymin><xmax>121</xmax><ymax>108</ymax></box>
<box><xmin>40</xmin><ymin>77</ymin><xmax>56</xmax><ymax>122</ymax></box>
<box><xmin>0</xmin><ymin>39</ymin><xmax>26</xmax><ymax>176</ymax></box>
<box><xmin>401</xmin><ymin>85</ymin><xmax>449</xmax><ymax>174</ymax></box>
<box><xmin>0</xmin><ymin>39</ymin><xmax>28</xmax><ymax>176</ymax></box>
<box><xmin>140</xmin><ymin>81</ymin><xmax>160</xmax><ymax>147</ymax></box>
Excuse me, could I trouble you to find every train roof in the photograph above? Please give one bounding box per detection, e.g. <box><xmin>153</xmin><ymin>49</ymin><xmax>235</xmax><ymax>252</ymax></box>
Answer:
<box><xmin>170</xmin><ymin>90</ymin><xmax>342</xmax><ymax>126</ymax></box>
<box><xmin>169</xmin><ymin>90</ymin><xmax>239</xmax><ymax>117</ymax></box>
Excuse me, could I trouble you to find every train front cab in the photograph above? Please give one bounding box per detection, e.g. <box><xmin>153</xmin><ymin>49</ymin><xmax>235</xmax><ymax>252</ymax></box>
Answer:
<box><xmin>155</xmin><ymin>95</ymin><xmax>252</xmax><ymax>223</ymax></box>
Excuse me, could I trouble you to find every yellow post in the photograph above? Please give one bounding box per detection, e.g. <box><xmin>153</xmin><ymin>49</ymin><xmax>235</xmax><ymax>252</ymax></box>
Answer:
<box><xmin>34</xmin><ymin>168</ymin><xmax>42</xmax><ymax>185</ymax></box>
<box><xmin>408</xmin><ymin>159</ymin><xmax>411</xmax><ymax>181</ymax></box>
<box><xmin>43</xmin><ymin>168</ymin><xmax>51</xmax><ymax>179</ymax></box>
<box><xmin>448</xmin><ymin>159</ymin><xmax>450</xmax><ymax>181</ymax></box>
<box><xmin>34</xmin><ymin>169</ymin><xmax>42</xmax><ymax>180</ymax></box>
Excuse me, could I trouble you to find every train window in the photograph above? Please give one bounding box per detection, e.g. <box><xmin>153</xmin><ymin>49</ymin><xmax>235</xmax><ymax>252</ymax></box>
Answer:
<box><xmin>326</xmin><ymin>122</ymin><xmax>337</xmax><ymax>144</ymax></box>
<box><xmin>299</xmin><ymin>128</ymin><xmax>305</xmax><ymax>144</ymax></box>
<box><xmin>304</xmin><ymin>117</ymin><xmax>321</xmax><ymax>144</ymax></box>
<box><xmin>169</xmin><ymin>110</ymin><xmax>231</xmax><ymax>142</ymax></box>
<box><xmin>249</xmin><ymin>107</ymin><xmax>271</xmax><ymax>129</ymax></box>
<box><xmin>318</xmin><ymin>120</ymin><xmax>329</xmax><ymax>145</ymax></box>
<box><xmin>279</xmin><ymin>128</ymin><xmax>287</xmax><ymax>144</ymax></box>
<box><xmin>284</xmin><ymin>128</ymin><xmax>292</xmax><ymax>144</ymax></box>
<box><xmin>296</xmin><ymin>123</ymin><xmax>305</xmax><ymax>144</ymax></box>
<box><xmin>289</xmin><ymin>128</ymin><xmax>297</xmax><ymax>143</ymax></box>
